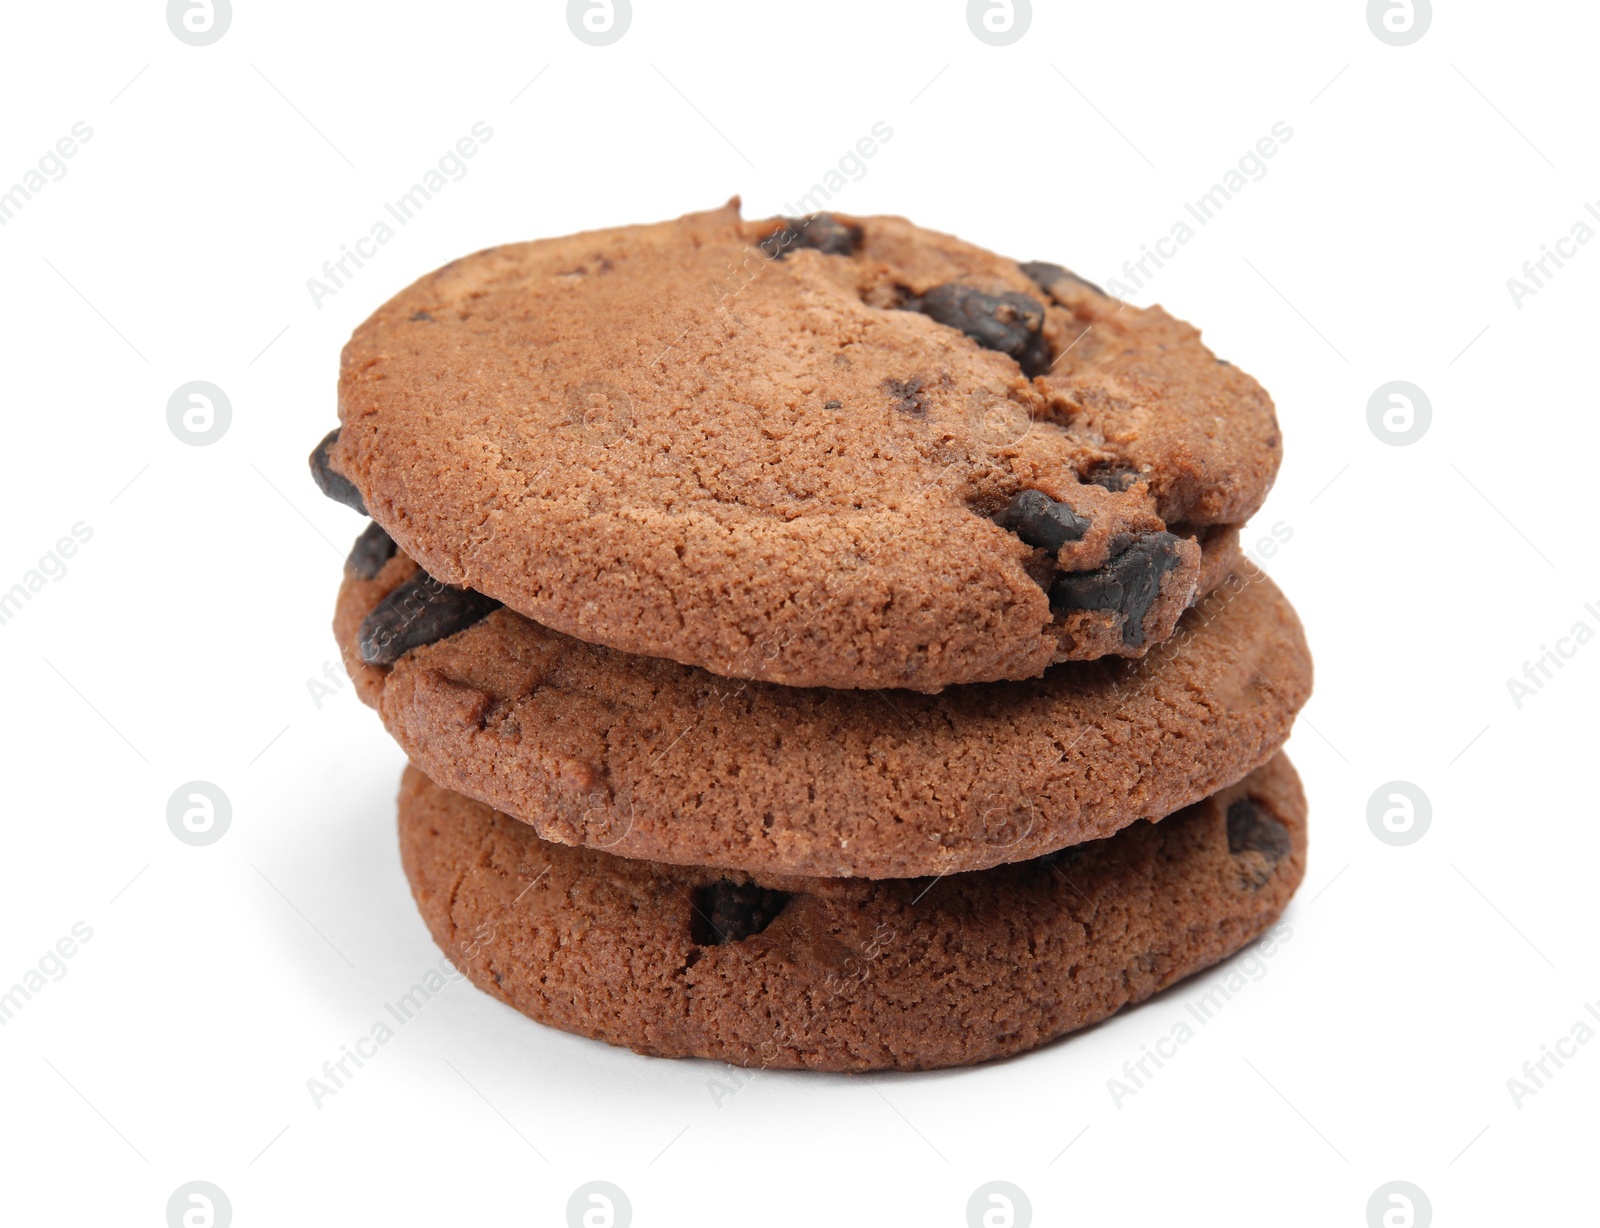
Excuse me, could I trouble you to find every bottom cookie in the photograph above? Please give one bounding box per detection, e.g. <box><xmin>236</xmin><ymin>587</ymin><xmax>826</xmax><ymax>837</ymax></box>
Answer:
<box><xmin>398</xmin><ymin>754</ymin><xmax>1307</xmax><ymax>1072</ymax></box>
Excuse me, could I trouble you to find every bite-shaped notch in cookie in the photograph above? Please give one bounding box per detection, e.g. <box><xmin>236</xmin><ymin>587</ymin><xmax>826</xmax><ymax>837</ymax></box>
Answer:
<box><xmin>691</xmin><ymin>880</ymin><xmax>791</xmax><ymax>945</ymax></box>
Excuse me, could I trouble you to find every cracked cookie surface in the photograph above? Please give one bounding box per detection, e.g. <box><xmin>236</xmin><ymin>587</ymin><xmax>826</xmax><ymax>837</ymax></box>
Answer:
<box><xmin>328</xmin><ymin>200</ymin><xmax>1281</xmax><ymax>691</ymax></box>
<box><xmin>398</xmin><ymin>753</ymin><xmax>1307</xmax><ymax>1071</ymax></box>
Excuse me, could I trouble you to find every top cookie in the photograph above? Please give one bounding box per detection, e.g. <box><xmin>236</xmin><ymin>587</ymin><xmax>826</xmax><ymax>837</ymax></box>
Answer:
<box><xmin>327</xmin><ymin>200</ymin><xmax>1280</xmax><ymax>692</ymax></box>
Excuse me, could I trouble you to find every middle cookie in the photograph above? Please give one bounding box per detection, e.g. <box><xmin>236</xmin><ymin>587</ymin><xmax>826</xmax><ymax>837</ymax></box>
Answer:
<box><xmin>334</xmin><ymin>533</ymin><xmax>1311</xmax><ymax>879</ymax></box>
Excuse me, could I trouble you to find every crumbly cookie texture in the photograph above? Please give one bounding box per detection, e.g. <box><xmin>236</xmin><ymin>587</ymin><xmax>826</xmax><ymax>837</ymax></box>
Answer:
<box><xmin>328</xmin><ymin>200</ymin><xmax>1279</xmax><ymax>692</ymax></box>
<box><xmin>336</xmin><ymin>535</ymin><xmax>1310</xmax><ymax>879</ymax></box>
<box><xmin>399</xmin><ymin>754</ymin><xmax>1307</xmax><ymax>1072</ymax></box>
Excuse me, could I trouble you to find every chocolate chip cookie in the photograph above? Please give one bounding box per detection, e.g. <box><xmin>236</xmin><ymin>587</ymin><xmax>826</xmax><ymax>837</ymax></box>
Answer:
<box><xmin>399</xmin><ymin>753</ymin><xmax>1307</xmax><ymax>1071</ymax></box>
<box><xmin>318</xmin><ymin>200</ymin><xmax>1280</xmax><ymax>692</ymax></box>
<box><xmin>336</xmin><ymin>532</ymin><xmax>1310</xmax><ymax>878</ymax></box>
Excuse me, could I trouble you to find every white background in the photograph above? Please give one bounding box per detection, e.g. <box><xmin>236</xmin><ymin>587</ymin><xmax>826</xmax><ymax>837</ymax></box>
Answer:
<box><xmin>1</xmin><ymin>1</ymin><xmax>1595</xmax><ymax>1224</ymax></box>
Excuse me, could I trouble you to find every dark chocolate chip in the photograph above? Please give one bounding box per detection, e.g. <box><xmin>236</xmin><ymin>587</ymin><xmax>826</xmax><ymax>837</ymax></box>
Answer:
<box><xmin>824</xmin><ymin>399</ymin><xmax>843</xmax><ymax>410</ymax></box>
<box><xmin>357</xmin><ymin>569</ymin><xmax>501</xmax><ymax>665</ymax></box>
<box><xmin>1083</xmin><ymin>464</ymin><xmax>1144</xmax><ymax>493</ymax></box>
<box><xmin>999</xmin><ymin>490</ymin><xmax>1091</xmax><ymax>554</ymax></box>
<box><xmin>759</xmin><ymin>213</ymin><xmax>863</xmax><ymax>260</ymax></box>
<box><xmin>884</xmin><ymin>376</ymin><xmax>931</xmax><ymax>416</ymax></box>
<box><xmin>1226</xmin><ymin>799</ymin><xmax>1293</xmax><ymax>863</ymax></box>
<box><xmin>309</xmin><ymin>428</ymin><xmax>368</xmax><ymax>515</ymax></box>
<box><xmin>1050</xmin><ymin>531</ymin><xmax>1183</xmax><ymax>646</ymax></box>
<box><xmin>1018</xmin><ymin>260</ymin><xmax>1107</xmax><ymax>299</ymax></box>
<box><xmin>347</xmin><ymin>522</ymin><xmax>398</xmax><ymax>580</ymax></box>
<box><xmin>409</xmin><ymin>310</ymin><xmax>434</xmax><ymax>322</ymax></box>
<box><xmin>691</xmin><ymin>880</ymin><xmax>790</xmax><ymax>945</ymax></box>
<box><xmin>908</xmin><ymin>283</ymin><xmax>1052</xmax><ymax>377</ymax></box>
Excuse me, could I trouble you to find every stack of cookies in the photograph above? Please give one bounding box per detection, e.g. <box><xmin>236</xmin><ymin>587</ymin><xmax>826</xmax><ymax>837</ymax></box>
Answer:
<box><xmin>310</xmin><ymin>202</ymin><xmax>1312</xmax><ymax>1072</ymax></box>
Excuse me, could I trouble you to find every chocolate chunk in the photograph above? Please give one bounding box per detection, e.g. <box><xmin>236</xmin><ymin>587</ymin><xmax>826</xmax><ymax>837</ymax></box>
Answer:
<box><xmin>999</xmin><ymin>490</ymin><xmax>1091</xmax><ymax>554</ymax></box>
<box><xmin>908</xmin><ymin>284</ymin><xmax>1052</xmax><ymax>377</ymax></box>
<box><xmin>347</xmin><ymin>522</ymin><xmax>398</xmax><ymax>580</ymax></box>
<box><xmin>691</xmin><ymin>880</ymin><xmax>791</xmax><ymax>945</ymax></box>
<box><xmin>1226</xmin><ymin>799</ymin><xmax>1292</xmax><ymax>862</ymax></box>
<box><xmin>884</xmin><ymin>376</ymin><xmax>931</xmax><ymax>416</ymax></box>
<box><xmin>1227</xmin><ymin>798</ymin><xmax>1292</xmax><ymax>886</ymax></box>
<box><xmin>1050</xmin><ymin>532</ymin><xmax>1182</xmax><ymax>646</ymax></box>
<box><xmin>309</xmin><ymin>428</ymin><xmax>367</xmax><ymax>515</ymax></box>
<box><xmin>759</xmin><ymin>213</ymin><xmax>863</xmax><ymax>260</ymax></box>
<box><xmin>1018</xmin><ymin>260</ymin><xmax>1107</xmax><ymax>299</ymax></box>
<box><xmin>1082</xmin><ymin>464</ymin><xmax>1144</xmax><ymax>493</ymax></box>
<box><xmin>357</xmin><ymin>570</ymin><xmax>501</xmax><ymax>665</ymax></box>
